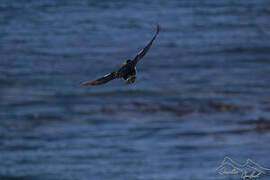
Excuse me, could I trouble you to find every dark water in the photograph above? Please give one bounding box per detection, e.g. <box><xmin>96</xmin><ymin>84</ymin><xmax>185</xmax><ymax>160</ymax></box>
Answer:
<box><xmin>1</xmin><ymin>0</ymin><xmax>270</xmax><ymax>179</ymax></box>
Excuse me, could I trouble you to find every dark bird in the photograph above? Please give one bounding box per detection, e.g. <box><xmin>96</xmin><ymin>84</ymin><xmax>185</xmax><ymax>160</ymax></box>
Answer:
<box><xmin>80</xmin><ymin>24</ymin><xmax>159</xmax><ymax>86</ymax></box>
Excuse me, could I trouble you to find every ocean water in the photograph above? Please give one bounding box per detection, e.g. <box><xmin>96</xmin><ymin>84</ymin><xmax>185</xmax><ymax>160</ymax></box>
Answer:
<box><xmin>1</xmin><ymin>0</ymin><xmax>270</xmax><ymax>179</ymax></box>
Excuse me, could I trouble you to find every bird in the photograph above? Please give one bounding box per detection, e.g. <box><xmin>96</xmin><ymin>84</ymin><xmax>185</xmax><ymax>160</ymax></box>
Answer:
<box><xmin>80</xmin><ymin>24</ymin><xmax>159</xmax><ymax>86</ymax></box>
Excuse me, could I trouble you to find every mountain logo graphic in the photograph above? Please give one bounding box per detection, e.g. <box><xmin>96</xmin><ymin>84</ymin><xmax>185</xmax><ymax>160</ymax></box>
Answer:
<box><xmin>216</xmin><ymin>156</ymin><xmax>270</xmax><ymax>180</ymax></box>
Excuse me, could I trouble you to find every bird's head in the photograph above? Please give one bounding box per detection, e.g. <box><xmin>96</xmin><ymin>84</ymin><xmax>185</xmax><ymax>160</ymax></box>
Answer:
<box><xmin>121</xmin><ymin>59</ymin><xmax>132</xmax><ymax>68</ymax></box>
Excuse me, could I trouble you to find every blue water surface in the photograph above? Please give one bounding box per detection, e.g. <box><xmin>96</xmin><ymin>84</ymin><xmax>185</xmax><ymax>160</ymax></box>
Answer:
<box><xmin>1</xmin><ymin>0</ymin><xmax>270</xmax><ymax>179</ymax></box>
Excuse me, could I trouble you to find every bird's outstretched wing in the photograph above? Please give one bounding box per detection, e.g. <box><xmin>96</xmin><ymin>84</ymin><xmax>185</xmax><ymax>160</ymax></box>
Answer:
<box><xmin>80</xmin><ymin>72</ymin><xmax>117</xmax><ymax>86</ymax></box>
<box><xmin>132</xmin><ymin>24</ymin><xmax>159</xmax><ymax>66</ymax></box>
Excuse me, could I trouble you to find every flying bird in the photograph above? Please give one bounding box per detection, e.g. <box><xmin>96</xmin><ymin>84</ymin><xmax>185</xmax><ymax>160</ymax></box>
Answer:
<box><xmin>80</xmin><ymin>24</ymin><xmax>159</xmax><ymax>86</ymax></box>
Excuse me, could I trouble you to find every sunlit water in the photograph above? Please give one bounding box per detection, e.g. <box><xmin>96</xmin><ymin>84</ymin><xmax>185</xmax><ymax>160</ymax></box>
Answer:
<box><xmin>1</xmin><ymin>0</ymin><xmax>270</xmax><ymax>179</ymax></box>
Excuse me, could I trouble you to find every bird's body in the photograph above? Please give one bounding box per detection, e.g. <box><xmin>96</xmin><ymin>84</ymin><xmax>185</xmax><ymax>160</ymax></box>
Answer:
<box><xmin>80</xmin><ymin>24</ymin><xmax>159</xmax><ymax>86</ymax></box>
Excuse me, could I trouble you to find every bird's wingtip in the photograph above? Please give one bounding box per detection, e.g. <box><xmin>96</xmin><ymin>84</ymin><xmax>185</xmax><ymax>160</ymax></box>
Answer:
<box><xmin>79</xmin><ymin>82</ymin><xmax>87</xmax><ymax>86</ymax></box>
<box><xmin>156</xmin><ymin>24</ymin><xmax>160</xmax><ymax>32</ymax></box>
<box><xmin>79</xmin><ymin>80</ymin><xmax>95</xmax><ymax>86</ymax></box>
